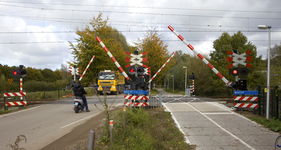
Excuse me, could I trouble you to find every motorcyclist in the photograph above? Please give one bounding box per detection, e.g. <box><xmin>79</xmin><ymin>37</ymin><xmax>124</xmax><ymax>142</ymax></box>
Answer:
<box><xmin>73</xmin><ymin>81</ymin><xmax>90</xmax><ymax>112</ymax></box>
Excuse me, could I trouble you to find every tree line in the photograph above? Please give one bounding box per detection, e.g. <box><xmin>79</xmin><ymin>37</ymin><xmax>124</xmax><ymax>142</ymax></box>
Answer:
<box><xmin>0</xmin><ymin>64</ymin><xmax>71</xmax><ymax>93</ymax></box>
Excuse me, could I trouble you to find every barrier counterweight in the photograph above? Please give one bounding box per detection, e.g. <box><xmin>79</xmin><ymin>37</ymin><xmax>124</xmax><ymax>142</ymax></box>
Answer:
<box><xmin>168</xmin><ymin>25</ymin><xmax>232</xmax><ymax>87</ymax></box>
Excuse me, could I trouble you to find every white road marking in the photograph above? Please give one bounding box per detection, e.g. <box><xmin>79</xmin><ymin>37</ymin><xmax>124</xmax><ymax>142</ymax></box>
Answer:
<box><xmin>0</xmin><ymin>105</ymin><xmax>44</xmax><ymax>118</ymax></box>
<box><xmin>186</xmin><ymin>103</ymin><xmax>255</xmax><ymax>150</ymax></box>
<box><xmin>202</xmin><ymin>112</ymin><xmax>234</xmax><ymax>115</ymax></box>
<box><xmin>207</xmin><ymin>102</ymin><xmax>260</xmax><ymax>126</ymax></box>
<box><xmin>162</xmin><ymin>103</ymin><xmax>190</xmax><ymax>144</ymax></box>
<box><xmin>60</xmin><ymin>112</ymin><xmax>101</xmax><ymax>129</ymax></box>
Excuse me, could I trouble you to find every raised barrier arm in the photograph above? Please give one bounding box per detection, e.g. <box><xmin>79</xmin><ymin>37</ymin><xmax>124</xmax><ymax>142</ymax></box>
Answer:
<box><xmin>96</xmin><ymin>36</ymin><xmax>132</xmax><ymax>83</ymax></box>
<box><xmin>79</xmin><ymin>55</ymin><xmax>95</xmax><ymax>81</ymax></box>
<box><xmin>168</xmin><ymin>25</ymin><xmax>232</xmax><ymax>87</ymax></box>
<box><xmin>148</xmin><ymin>51</ymin><xmax>177</xmax><ymax>84</ymax></box>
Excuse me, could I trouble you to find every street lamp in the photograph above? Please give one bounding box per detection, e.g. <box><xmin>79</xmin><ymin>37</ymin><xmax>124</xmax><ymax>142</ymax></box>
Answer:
<box><xmin>183</xmin><ymin>66</ymin><xmax>187</xmax><ymax>95</ymax></box>
<box><xmin>258</xmin><ymin>24</ymin><xmax>271</xmax><ymax>120</ymax></box>
<box><xmin>171</xmin><ymin>75</ymin><xmax>174</xmax><ymax>92</ymax></box>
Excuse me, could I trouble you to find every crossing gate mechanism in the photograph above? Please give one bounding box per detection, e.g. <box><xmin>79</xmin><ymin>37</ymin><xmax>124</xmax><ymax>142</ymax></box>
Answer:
<box><xmin>233</xmin><ymin>91</ymin><xmax>258</xmax><ymax>109</ymax></box>
<box><xmin>3</xmin><ymin>92</ymin><xmax>27</xmax><ymax>110</ymax></box>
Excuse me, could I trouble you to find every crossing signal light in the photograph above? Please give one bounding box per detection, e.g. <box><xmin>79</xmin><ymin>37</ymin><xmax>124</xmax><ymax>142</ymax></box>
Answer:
<box><xmin>128</xmin><ymin>66</ymin><xmax>136</xmax><ymax>75</ymax></box>
<box><xmin>11</xmin><ymin>69</ymin><xmax>19</xmax><ymax>77</ymax></box>
<box><xmin>240</xmin><ymin>67</ymin><xmax>249</xmax><ymax>76</ymax></box>
<box><xmin>11</xmin><ymin>65</ymin><xmax>28</xmax><ymax>78</ymax></box>
<box><xmin>19</xmin><ymin>69</ymin><xmax>27</xmax><ymax>78</ymax></box>
<box><xmin>137</xmin><ymin>67</ymin><xmax>144</xmax><ymax>76</ymax></box>
<box><xmin>230</xmin><ymin>67</ymin><xmax>249</xmax><ymax>76</ymax></box>
<box><xmin>230</xmin><ymin>67</ymin><xmax>239</xmax><ymax>76</ymax></box>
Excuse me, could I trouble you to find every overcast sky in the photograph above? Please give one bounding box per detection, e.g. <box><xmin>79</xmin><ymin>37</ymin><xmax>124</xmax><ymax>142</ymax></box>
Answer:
<box><xmin>0</xmin><ymin>0</ymin><xmax>280</xmax><ymax>71</ymax></box>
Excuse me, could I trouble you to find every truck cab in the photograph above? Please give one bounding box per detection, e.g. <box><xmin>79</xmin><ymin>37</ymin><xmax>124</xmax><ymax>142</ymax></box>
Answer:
<box><xmin>97</xmin><ymin>70</ymin><xmax>125</xmax><ymax>95</ymax></box>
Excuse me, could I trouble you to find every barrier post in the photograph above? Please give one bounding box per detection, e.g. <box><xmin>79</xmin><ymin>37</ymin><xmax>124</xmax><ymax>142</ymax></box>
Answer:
<box><xmin>123</xmin><ymin>107</ymin><xmax>126</xmax><ymax>128</ymax></box>
<box><xmin>4</xmin><ymin>97</ymin><xmax>6</xmax><ymax>110</ymax></box>
<box><xmin>110</xmin><ymin>120</ymin><xmax>113</xmax><ymax>147</ymax></box>
<box><xmin>88</xmin><ymin>129</ymin><xmax>95</xmax><ymax>150</ymax></box>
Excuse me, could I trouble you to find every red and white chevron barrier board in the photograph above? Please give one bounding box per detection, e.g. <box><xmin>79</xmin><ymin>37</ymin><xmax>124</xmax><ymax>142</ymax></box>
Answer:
<box><xmin>148</xmin><ymin>51</ymin><xmax>177</xmax><ymax>83</ymax></box>
<box><xmin>5</xmin><ymin>101</ymin><xmax>27</xmax><ymax>106</ymax></box>
<box><xmin>124</xmin><ymin>102</ymin><xmax>149</xmax><ymax>107</ymax></box>
<box><xmin>168</xmin><ymin>25</ymin><xmax>231</xmax><ymax>86</ymax></box>
<box><xmin>124</xmin><ymin>95</ymin><xmax>149</xmax><ymax>100</ymax></box>
<box><xmin>96</xmin><ymin>36</ymin><xmax>131</xmax><ymax>82</ymax></box>
<box><xmin>234</xmin><ymin>103</ymin><xmax>258</xmax><ymax>108</ymax></box>
<box><xmin>234</xmin><ymin>96</ymin><xmax>258</xmax><ymax>102</ymax></box>
<box><xmin>79</xmin><ymin>55</ymin><xmax>95</xmax><ymax>81</ymax></box>
<box><xmin>4</xmin><ymin>92</ymin><xmax>26</xmax><ymax>97</ymax></box>
<box><xmin>124</xmin><ymin>102</ymin><xmax>133</xmax><ymax>106</ymax></box>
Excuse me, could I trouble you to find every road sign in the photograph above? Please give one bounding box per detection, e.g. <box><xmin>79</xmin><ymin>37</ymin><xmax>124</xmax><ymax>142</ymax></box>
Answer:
<box><xmin>234</xmin><ymin>91</ymin><xmax>258</xmax><ymax>95</ymax></box>
<box><xmin>227</xmin><ymin>50</ymin><xmax>252</xmax><ymax>68</ymax></box>
<box><xmin>8</xmin><ymin>79</ymin><xmax>13</xmax><ymax>85</ymax></box>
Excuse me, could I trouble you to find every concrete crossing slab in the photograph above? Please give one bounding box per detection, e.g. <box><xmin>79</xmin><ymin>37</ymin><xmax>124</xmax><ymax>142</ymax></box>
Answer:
<box><xmin>164</xmin><ymin>102</ymin><xmax>280</xmax><ymax>150</ymax></box>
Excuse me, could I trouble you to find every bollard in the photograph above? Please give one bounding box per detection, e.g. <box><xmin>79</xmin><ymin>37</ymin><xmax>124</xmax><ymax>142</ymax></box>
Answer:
<box><xmin>88</xmin><ymin>129</ymin><xmax>95</xmax><ymax>150</ymax></box>
<box><xmin>3</xmin><ymin>97</ymin><xmax>6</xmax><ymax>110</ymax></box>
<box><xmin>159</xmin><ymin>93</ymin><xmax>162</xmax><ymax>108</ymax></box>
<box><xmin>123</xmin><ymin>107</ymin><xmax>126</xmax><ymax>128</ymax></box>
<box><xmin>110</xmin><ymin>120</ymin><xmax>113</xmax><ymax>147</ymax></box>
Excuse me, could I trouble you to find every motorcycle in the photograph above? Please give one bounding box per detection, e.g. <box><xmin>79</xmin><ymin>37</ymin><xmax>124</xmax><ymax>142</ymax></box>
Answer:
<box><xmin>73</xmin><ymin>96</ymin><xmax>84</xmax><ymax>113</ymax></box>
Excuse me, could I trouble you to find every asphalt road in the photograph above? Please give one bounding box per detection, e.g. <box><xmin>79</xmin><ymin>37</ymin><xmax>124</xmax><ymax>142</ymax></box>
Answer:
<box><xmin>0</xmin><ymin>94</ymin><xmax>124</xmax><ymax>150</ymax></box>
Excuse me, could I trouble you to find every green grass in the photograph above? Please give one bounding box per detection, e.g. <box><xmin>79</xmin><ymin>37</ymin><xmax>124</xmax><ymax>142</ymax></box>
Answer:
<box><xmin>149</xmin><ymin>88</ymin><xmax>159</xmax><ymax>95</ymax></box>
<box><xmin>0</xmin><ymin>110</ymin><xmax>12</xmax><ymax>114</ymax></box>
<box><xmin>96</xmin><ymin>108</ymin><xmax>195</xmax><ymax>150</ymax></box>
<box><xmin>163</xmin><ymin>88</ymin><xmax>185</xmax><ymax>95</ymax></box>
<box><xmin>248</xmin><ymin>116</ymin><xmax>281</xmax><ymax>133</ymax></box>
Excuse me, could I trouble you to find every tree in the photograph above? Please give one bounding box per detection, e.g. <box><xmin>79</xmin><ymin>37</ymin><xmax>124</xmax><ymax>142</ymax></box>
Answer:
<box><xmin>134</xmin><ymin>29</ymin><xmax>173</xmax><ymax>84</ymax></box>
<box><xmin>270</xmin><ymin>42</ymin><xmax>281</xmax><ymax>86</ymax></box>
<box><xmin>210</xmin><ymin>31</ymin><xmax>265</xmax><ymax>94</ymax></box>
<box><xmin>69</xmin><ymin>13</ymin><xmax>128</xmax><ymax>86</ymax></box>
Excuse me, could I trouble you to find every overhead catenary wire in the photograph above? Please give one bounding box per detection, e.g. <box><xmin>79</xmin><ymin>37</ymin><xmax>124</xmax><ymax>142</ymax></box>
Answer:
<box><xmin>1</xmin><ymin>1</ymin><xmax>281</xmax><ymax>14</ymax></box>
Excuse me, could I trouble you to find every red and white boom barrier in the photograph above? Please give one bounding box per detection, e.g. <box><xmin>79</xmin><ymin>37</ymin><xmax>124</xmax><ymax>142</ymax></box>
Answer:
<box><xmin>168</xmin><ymin>25</ymin><xmax>232</xmax><ymax>87</ymax></box>
<box><xmin>79</xmin><ymin>55</ymin><xmax>95</xmax><ymax>81</ymax></box>
<box><xmin>96</xmin><ymin>36</ymin><xmax>131</xmax><ymax>82</ymax></box>
<box><xmin>148</xmin><ymin>51</ymin><xmax>177</xmax><ymax>84</ymax></box>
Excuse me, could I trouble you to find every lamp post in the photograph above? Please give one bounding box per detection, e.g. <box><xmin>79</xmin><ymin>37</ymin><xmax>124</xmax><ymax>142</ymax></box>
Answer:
<box><xmin>171</xmin><ymin>75</ymin><xmax>174</xmax><ymax>92</ymax></box>
<box><xmin>183</xmin><ymin>66</ymin><xmax>187</xmax><ymax>95</ymax></box>
<box><xmin>258</xmin><ymin>25</ymin><xmax>271</xmax><ymax>120</ymax></box>
<box><xmin>167</xmin><ymin>78</ymin><xmax>169</xmax><ymax>89</ymax></box>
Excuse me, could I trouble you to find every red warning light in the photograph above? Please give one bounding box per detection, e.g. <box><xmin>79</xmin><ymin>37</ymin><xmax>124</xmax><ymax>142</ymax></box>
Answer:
<box><xmin>233</xmin><ymin>70</ymin><xmax>238</xmax><ymax>74</ymax></box>
<box><xmin>13</xmin><ymin>71</ymin><xmax>18</xmax><ymax>75</ymax></box>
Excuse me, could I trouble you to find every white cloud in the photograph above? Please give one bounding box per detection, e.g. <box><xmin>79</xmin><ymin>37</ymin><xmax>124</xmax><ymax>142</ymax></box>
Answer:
<box><xmin>0</xmin><ymin>0</ymin><xmax>280</xmax><ymax>70</ymax></box>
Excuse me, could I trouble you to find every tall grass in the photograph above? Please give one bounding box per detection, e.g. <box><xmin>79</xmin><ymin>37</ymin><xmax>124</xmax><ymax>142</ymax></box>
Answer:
<box><xmin>97</xmin><ymin>108</ymin><xmax>195</xmax><ymax>150</ymax></box>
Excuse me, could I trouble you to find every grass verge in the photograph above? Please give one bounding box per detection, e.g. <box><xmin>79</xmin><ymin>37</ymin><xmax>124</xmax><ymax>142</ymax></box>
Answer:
<box><xmin>163</xmin><ymin>88</ymin><xmax>184</xmax><ymax>95</ymax></box>
<box><xmin>0</xmin><ymin>109</ymin><xmax>12</xmax><ymax>114</ymax></box>
<box><xmin>96</xmin><ymin>107</ymin><xmax>195</xmax><ymax>150</ymax></box>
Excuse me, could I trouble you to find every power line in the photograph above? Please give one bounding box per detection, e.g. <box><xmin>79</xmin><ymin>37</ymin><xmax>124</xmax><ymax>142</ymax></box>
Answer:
<box><xmin>0</xmin><ymin>39</ymin><xmax>280</xmax><ymax>44</ymax></box>
<box><xmin>1</xmin><ymin>4</ymin><xmax>281</xmax><ymax>20</ymax></box>
<box><xmin>0</xmin><ymin>30</ymin><xmax>280</xmax><ymax>34</ymax></box>
<box><xmin>0</xmin><ymin>1</ymin><xmax>281</xmax><ymax>14</ymax></box>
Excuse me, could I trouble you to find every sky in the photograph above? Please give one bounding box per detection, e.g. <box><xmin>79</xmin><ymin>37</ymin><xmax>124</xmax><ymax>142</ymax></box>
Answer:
<box><xmin>0</xmin><ymin>0</ymin><xmax>280</xmax><ymax>71</ymax></box>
